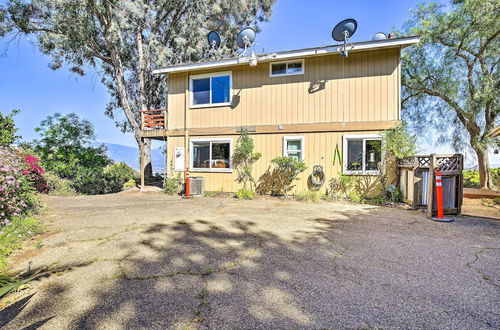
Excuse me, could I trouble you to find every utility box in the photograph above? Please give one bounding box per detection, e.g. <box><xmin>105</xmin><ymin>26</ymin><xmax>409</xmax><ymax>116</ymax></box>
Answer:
<box><xmin>189</xmin><ymin>177</ymin><xmax>205</xmax><ymax>196</ymax></box>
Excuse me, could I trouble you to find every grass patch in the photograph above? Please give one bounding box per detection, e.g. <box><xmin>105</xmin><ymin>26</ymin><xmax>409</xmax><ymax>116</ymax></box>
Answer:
<box><xmin>204</xmin><ymin>187</ymin><xmax>227</xmax><ymax>198</ymax></box>
<box><xmin>296</xmin><ymin>190</ymin><xmax>320</xmax><ymax>203</ymax></box>
<box><xmin>0</xmin><ymin>215</ymin><xmax>43</xmax><ymax>271</ymax></box>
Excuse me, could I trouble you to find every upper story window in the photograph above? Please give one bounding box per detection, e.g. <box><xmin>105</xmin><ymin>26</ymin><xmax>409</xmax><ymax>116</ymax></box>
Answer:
<box><xmin>190</xmin><ymin>71</ymin><xmax>232</xmax><ymax>108</ymax></box>
<box><xmin>270</xmin><ymin>60</ymin><xmax>304</xmax><ymax>77</ymax></box>
<box><xmin>283</xmin><ymin>136</ymin><xmax>304</xmax><ymax>161</ymax></box>
<box><xmin>343</xmin><ymin>134</ymin><xmax>382</xmax><ymax>175</ymax></box>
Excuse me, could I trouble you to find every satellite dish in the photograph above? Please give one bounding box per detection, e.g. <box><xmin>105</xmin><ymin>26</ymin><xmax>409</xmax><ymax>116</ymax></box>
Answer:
<box><xmin>207</xmin><ymin>31</ymin><xmax>221</xmax><ymax>50</ymax></box>
<box><xmin>332</xmin><ymin>18</ymin><xmax>358</xmax><ymax>57</ymax></box>
<box><xmin>331</xmin><ymin>18</ymin><xmax>358</xmax><ymax>42</ymax></box>
<box><xmin>372</xmin><ymin>32</ymin><xmax>387</xmax><ymax>41</ymax></box>
<box><xmin>237</xmin><ymin>27</ymin><xmax>256</xmax><ymax>49</ymax></box>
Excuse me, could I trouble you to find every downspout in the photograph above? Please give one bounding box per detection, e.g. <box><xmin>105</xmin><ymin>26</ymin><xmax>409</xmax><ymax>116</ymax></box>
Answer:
<box><xmin>184</xmin><ymin>73</ymin><xmax>189</xmax><ymax>180</ymax></box>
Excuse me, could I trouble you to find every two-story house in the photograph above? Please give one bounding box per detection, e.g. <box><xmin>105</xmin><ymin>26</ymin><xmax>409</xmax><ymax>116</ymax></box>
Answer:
<box><xmin>139</xmin><ymin>36</ymin><xmax>420</xmax><ymax>194</ymax></box>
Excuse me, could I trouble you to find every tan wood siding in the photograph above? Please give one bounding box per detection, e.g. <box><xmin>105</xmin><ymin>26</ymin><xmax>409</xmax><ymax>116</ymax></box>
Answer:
<box><xmin>166</xmin><ymin>48</ymin><xmax>400</xmax><ymax>131</ymax></box>
<box><xmin>167</xmin><ymin>131</ymin><xmax>384</xmax><ymax>195</ymax></box>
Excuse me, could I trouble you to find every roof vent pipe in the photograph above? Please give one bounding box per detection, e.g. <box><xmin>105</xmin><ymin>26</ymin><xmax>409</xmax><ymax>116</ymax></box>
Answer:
<box><xmin>249</xmin><ymin>51</ymin><xmax>257</xmax><ymax>66</ymax></box>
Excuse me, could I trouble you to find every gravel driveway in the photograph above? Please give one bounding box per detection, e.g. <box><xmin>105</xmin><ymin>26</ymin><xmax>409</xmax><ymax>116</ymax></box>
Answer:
<box><xmin>1</xmin><ymin>192</ymin><xmax>499</xmax><ymax>329</ymax></box>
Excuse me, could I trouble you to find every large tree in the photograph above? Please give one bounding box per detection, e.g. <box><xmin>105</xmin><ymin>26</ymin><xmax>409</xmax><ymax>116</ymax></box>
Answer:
<box><xmin>0</xmin><ymin>0</ymin><xmax>275</xmax><ymax>178</ymax></box>
<box><xmin>401</xmin><ymin>0</ymin><xmax>499</xmax><ymax>189</ymax></box>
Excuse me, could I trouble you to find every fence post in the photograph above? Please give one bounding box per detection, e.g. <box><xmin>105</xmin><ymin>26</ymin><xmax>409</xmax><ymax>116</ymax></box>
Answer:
<box><xmin>411</xmin><ymin>156</ymin><xmax>418</xmax><ymax>210</ymax></box>
<box><xmin>427</xmin><ymin>154</ymin><xmax>435</xmax><ymax>217</ymax></box>
<box><xmin>457</xmin><ymin>154</ymin><xmax>464</xmax><ymax>214</ymax></box>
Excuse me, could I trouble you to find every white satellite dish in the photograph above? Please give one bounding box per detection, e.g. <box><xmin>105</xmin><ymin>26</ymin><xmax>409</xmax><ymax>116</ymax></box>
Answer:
<box><xmin>237</xmin><ymin>27</ymin><xmax>256</xmax><ymax>56</ymax></box>
<box><xmin>372</xmin><ymin>32</ymin><xmax>387</xmax><ymax>41</ymax></box>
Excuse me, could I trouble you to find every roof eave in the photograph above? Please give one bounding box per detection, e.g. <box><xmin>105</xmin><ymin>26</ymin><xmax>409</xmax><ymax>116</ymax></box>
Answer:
<box><xmin>153</xmin><ymin>35</ymin><xmax>420</xmax><ymax>75</ymax></box>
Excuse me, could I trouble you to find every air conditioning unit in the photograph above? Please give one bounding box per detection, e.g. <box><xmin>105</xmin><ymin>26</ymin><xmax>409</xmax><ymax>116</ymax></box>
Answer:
<box><xmin>189</xmin><ymin>177</ymin><xmax>205</xmax><ymax>196</ymax></box>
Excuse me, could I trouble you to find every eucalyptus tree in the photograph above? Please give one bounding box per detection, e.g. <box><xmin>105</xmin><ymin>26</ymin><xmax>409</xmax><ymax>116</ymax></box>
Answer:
<box><xmin>401</xmin><ymin>0</ymin><xmax>499</xmax><ymax>189</ymax></box>
<box><xmin>0</xmin><ymin>0</ymin><xmax>275</xmax><ymax>178</ymax></box>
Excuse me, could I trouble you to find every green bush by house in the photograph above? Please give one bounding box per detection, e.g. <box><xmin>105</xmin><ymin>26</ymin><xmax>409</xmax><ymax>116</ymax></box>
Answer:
<box><xmin>463</xmin><ymin>168</ymin><xmax>500</xmax><ymax>188</ymax></box>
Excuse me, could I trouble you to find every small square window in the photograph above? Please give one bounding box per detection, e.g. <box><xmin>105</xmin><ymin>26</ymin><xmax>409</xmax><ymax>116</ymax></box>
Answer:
<box><xmin>284</xmin><ymin>136</ymin><xmax>304</xmax><ymax>161</ymax></box>
<box><xmin>270</xmin><ymin>60</ymin><xmax>304</xmax><ymax>77</ymax></box>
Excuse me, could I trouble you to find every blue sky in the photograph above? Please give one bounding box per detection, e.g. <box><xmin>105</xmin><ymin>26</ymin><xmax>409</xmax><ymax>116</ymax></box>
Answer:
<box><xmin>0</xmin><ymin>0</ymin><xmax>496</xmax><ymax>166</ymax></box>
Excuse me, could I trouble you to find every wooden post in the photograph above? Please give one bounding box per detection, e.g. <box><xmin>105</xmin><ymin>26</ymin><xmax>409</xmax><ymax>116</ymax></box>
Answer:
<box><xmin>457</xmin><ymin>154</ymin><xmax>463</xmax><ymax>215</ymax></box>
<box><xmin>427</xmin><ymin>154</ymin><xmax>436</xmax><ymax>217</ymax></box>
<box><xmin>412</xmin><ymin>156</ymin><xmax>419</xmax><ymax>210</ymax></box>
<box><xmin>140</xmin><ymin>137</ymin><xmax>145</xmax><ymax>190</ymax></box>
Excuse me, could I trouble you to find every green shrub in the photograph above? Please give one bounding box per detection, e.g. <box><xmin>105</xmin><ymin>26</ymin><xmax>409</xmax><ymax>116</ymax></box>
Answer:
<box><xmin>386</xmin><ymin>184</ymin><xmax>402</xmax><ymax>203</ymax></box>
<box><xmin>256</xmin><ymin>156</ymin><xmax>307</xmax><ymax>196</ymax></box>
<box><xmin>296</xmin><ymin>190</ymin><xmax>319</xmax><ymax>203</ymax></box>
<box><xmin>105</xmin><ymin>162</ymin><xmax>139</xmax><ymax>183</ymax></box>
<box><xmin>327</xmin><ymin>174</ymin><xmax>357</xmax><ymax>199</ymax></box>
<box><xmin>44</xmin><ymin>172</ymin><xmax>77</xmax><ymax>196</ymax></box>
<box><xmin>232</xmin><ymin>131</ymin><xmax>261</xmax><ymax>191</ymax></box>
<box><xmin>72</xmin><ymin>169</ymin><xmax>109</xmax><ymax>195</ymax></box>
<box><xmin>164</xmin><ymin>175</ymin><xmax>182</xmax><ymax>195</ymax></box>
<box><xmin>235</xmin><ymin>189</ymin><xmax>254</xmax><ymax>200</ymax></box>
<box><xmin>0</xmin><ymin>215</ymin><xmax>43</xmax><ymax>270</ymax></box>
<box><xmin>463</xmin><ymin>168</ymin><xmax>500</xmax><ymax>188</ymax></box>
<box><xmin>0</xmin><ymin>109</ymin><xmax>21</xmax><ymax>146</ymax></box>
<box><xmin>32</xmin><ymin>113</ymin><xmax>112</xmax><ymax>180</ymax></box>
<box><xmin>70</xmin><ymin>162</ymin><xmax>138</xmax><ymax>195</ymax></box>
<box><xmin>123</xmin><ymin>179</ymin><xmax>136</xmax><ymax>190</ymax></box>
<box><xmin>348</xmin><ymin>190</ymin><xmax>363</xmax><ymax>203</ymax></box>
<box><xmin>463</xmin><ymin>169</ymin><xmax>481</xmax><ymax>188</ymax></box>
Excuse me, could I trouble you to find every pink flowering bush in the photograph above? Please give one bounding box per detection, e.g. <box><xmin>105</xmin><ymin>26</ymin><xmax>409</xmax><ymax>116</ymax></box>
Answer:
<box><xmin>23</xmin><ymin>154</ymin><xmax>47</xmax><ymax>193</ymax></box>
<box><xmin>0</xmin><ymin>147</ymin><xmax>39</xmax><ymax>226</ymax></box>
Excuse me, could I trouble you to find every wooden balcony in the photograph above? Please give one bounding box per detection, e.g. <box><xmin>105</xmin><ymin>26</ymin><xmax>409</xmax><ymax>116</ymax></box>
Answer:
<box><xmin>141</xmin><ymin>109</ymin><xmax>167</xmax><ymax>130</ymax></box>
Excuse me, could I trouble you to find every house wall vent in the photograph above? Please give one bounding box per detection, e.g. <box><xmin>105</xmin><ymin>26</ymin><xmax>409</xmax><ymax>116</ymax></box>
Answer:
<box><xmin>189</xmin><ymin>177</ymin><xmax>205</xmax><ymax>196</ymax></box>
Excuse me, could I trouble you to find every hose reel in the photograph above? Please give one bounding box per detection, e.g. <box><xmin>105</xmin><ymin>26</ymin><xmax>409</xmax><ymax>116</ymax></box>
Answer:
<box><xmin>309</xmin><ymin>165</ymin><xmax>325</xmax><ymax>190</ymax></box>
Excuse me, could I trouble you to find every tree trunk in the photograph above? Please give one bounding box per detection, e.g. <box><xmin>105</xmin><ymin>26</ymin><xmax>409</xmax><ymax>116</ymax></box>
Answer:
<box><xmin>142</xmin><ymin>138</ymin><xmax>153</xmax><ymax>180</ymax></box>
<box><xmin>471</xmin><ymin>141</ymin><xmax>493</xmax><ymax>189</ymax></box>
<box><xmin>135</xmin><ymin>28</ymin><xmax>153</xmax><ymax>181</ymax></box>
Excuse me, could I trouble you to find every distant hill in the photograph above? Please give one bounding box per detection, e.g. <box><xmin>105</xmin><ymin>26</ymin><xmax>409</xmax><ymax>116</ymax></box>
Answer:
<box><xmin>93</xmin><ymin>143</ymin><xmax>165</xmax><ymax>173</ymax></box>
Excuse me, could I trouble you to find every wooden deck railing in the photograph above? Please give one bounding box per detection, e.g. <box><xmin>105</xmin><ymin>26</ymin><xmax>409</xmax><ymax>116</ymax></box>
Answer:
<box><xmin>141</xmin><ymin>109</ymin><xmax>167</xmax><ymax>130</ymax></box>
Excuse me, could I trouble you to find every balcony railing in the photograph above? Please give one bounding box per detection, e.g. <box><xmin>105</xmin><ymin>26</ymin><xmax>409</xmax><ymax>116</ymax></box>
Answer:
<box><xmin>141</xmin><ymin>109</ymin><xmax>167</xmax><ymax>130</ymax></box>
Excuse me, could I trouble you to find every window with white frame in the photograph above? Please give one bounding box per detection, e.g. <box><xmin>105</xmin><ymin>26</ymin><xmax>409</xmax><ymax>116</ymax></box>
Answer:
<box><xmin>191</xmin><ymin>138</ymin><xmax>232</xmax><ymax>171</ymax></box>
<box><xmin>190</xmin><ymin>71</ymin><xmax>232</xmax><ymax>107</ymax></box>
<box><xmin>343</xmin><ymin>134</ymin><xmax>382</xmax><ymax>174</ymax></box>
<box><xmin>283</xmin><ymin>136</ymin><xmax>304</xmax><ymax>161</ymax></box>
<box><xmin>270</xmin><ymin>60</ymin><xmax>304</xmax><ymax>77</ymax></box>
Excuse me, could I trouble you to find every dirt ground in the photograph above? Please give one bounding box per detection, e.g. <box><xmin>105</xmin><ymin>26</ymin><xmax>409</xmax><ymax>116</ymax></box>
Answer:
<box><xmin>1</xmin><ymin>192</ymin><xmax>499</xmax><ymax>329</ymax></box>
<box><xmin>462</xmin><ymin>197</ymin><xmax>500</xmax><ymax>219</ymax></box>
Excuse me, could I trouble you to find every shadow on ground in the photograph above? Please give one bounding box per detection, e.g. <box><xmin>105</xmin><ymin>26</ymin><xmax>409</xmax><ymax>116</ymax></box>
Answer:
<box><xmin>2</xmin><ymin>194</ymin><xmax>499</xmax><ymax>329</ymax></box>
